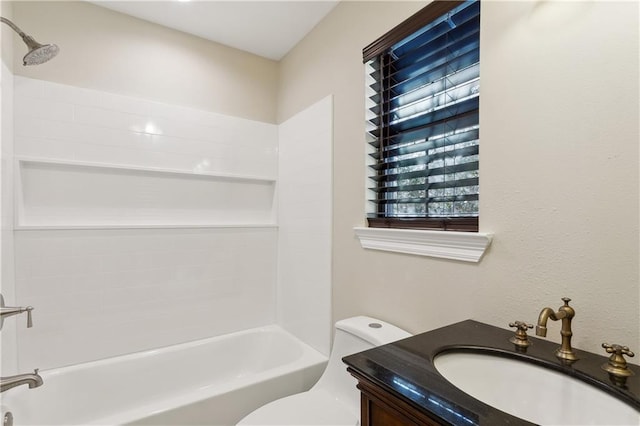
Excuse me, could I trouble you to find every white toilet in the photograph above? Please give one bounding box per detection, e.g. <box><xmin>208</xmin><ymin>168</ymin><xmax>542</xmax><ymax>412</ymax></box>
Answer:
<box><xmin>237</xmin><ymin>316</ymin><xmax>411</xmax><ymax>426</ymax></box>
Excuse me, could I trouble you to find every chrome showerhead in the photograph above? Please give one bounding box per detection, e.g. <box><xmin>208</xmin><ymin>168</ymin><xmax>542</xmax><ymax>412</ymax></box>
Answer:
<box><xmin>20</xmin><ymin>35</ymin><xmax>59</xmax><ymax>66</ymax></box>
<box><xmin>1</xmin><ymin>17</ymin><xmax>59</xmax><ymax>66</ymax></box>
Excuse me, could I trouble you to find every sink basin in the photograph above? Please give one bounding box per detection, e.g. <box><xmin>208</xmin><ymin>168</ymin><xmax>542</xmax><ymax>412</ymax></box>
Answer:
<box><xmin>434</xmin><ymin>351</ymin><xmax>640</xmax><ymax>425</ymax></box>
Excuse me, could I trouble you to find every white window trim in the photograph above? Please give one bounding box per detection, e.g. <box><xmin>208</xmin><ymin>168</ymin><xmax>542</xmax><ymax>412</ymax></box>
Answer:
<box><xmin>354</xmin><ymin>227</ymin><xmax>492</xmax><ymax>262</ymax></box>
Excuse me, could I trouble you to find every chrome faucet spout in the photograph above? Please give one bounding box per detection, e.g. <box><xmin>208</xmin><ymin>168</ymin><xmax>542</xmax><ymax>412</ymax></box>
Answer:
<box><xmin>0</xmin><ymin>369</ymin><xmax>43</xmax><ymax>393</ymax></box>
<box><xmin>535</xmin><ymin>297</ymin><xmax>578</xmax><ymax>364</ymax></box>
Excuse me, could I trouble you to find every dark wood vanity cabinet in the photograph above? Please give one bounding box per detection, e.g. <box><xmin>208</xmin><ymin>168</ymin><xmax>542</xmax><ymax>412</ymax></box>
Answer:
<box><xmin>345</xmin><ymin>320</ymin><xmax>640</xmax><ymax>426</ymax></box>
<box><xmin>349</xmin><ymin>369</ymin><xmax>445</xmax><ymax>426</ymax></box>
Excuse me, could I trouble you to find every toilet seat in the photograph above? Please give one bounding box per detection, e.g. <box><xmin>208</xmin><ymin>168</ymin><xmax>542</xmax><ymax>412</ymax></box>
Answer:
<box><xmin>237</xmin><ymin>389</ymin><xmax>358</xmax><ymax>426</ymax></box>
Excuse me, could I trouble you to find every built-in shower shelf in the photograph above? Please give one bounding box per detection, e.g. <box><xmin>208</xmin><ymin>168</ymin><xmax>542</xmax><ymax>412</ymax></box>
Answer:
<box><xmin>15</xmin><ymin>157</ymin><xmax>277</xmax><ymax>229</ymax></box>
<box><xmin>15</xmin><ymin>157</ymin><xmax>277</xmax><ymax>183</ymax></box>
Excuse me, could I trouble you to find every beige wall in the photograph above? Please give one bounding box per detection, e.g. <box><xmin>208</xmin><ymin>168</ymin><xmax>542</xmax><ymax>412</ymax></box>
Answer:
<box><xmin>278</xmin><ymin>1</ymin><xmax>639</xmax><ymax>358</ymax></box>
<box><xmin>10</xmin><ymin>1</ymin><xmax>278</xmax><ymax>123</ymax></box>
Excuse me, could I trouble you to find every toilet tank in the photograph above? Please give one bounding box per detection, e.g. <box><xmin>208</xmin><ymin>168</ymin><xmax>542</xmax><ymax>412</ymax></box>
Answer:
<box><xmin>334</xmin><ymin>316</ymin><xmax>412</xmax><ymax>347</ymax></box>
<box><xmin>312</xmin><ymin>316</ymin><xmax>411</xmax><ymax>410</ymax></box>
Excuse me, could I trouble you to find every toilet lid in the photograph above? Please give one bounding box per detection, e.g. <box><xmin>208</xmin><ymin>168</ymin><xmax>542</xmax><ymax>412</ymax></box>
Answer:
<box><xmin>237</xmin><ymin>390</ymin><xmax>358</xmax><ymax>426</ymax></box>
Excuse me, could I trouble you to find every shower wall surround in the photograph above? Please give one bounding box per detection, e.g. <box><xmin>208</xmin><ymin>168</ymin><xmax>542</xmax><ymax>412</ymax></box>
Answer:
<box><xmin>12</xmin><ymin>76</ymin><xmax>280</xmax><ymax>370</ymax></box>
<box><xmin>1</xmin><ymin>61</ymin><xmax>17</xmax><ymax>374</ymax></box>
<box><xmin>277</xmin><ymin>96</ymin><xmax>332</xmax><ymax>356</ymax></box>
<box><xmin>13</xmin><ymin>77</ymin><xmax>277</xmax><ymax>179</ymax></box>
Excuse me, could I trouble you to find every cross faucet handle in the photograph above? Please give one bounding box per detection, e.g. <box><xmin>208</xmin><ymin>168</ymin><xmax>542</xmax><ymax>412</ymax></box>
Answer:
<box><xmin>602</xmin><ymin>343</ymin><xmax>635</xmax><ymax>358</ymax></box>
<box><xmin>509</xmin><ymin>321</ymin><xmax>533</xmax><ymax>332</ymax></box>
<box><xmin>601</xmin><ymin>343</ymin><xmax>635</xmax><ymax>386</ymax></box>
<box><xmin>509</xmin><ymin>321</ymin><xmax>533</xmax><ymax>349</ymax></box>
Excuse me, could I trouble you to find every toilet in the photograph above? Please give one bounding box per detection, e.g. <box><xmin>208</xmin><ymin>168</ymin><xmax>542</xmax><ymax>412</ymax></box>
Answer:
<box><xmin>237</xmin><ymin>316</ymin><xmax>411</xmax><ymax>426</ymax></box>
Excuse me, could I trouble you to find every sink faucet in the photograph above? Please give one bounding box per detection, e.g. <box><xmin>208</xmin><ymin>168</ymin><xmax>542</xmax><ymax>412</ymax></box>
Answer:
<box><xmin>0</xmin><ymin>369</ymin><xmax>43</xmax><ymax>393</ymax></box>
<box><xmin>535</xmin><ymin>297</ymin><xmax>578</xmax><ymax>364</ymax></box>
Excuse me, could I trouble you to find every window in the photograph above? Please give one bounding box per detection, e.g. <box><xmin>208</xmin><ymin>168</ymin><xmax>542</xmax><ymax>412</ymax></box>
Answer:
<box><xmin>364</xmin><ymin>0</ymin><xmax>480</xmax><ymax>232</ymax></box>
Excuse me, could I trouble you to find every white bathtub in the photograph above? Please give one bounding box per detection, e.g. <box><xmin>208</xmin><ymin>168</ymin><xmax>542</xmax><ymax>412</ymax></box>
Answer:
<box><xmin>1</xmin><ymin>325</ymin><xmax>327</xmax><ymax>426</ymax></box>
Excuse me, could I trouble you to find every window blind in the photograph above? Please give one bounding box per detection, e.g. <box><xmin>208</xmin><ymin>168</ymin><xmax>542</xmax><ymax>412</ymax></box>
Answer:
<box><xmin>364</xmin><ymin>0</ymin><xmax>480</xmax><ymax>231</ymax></box>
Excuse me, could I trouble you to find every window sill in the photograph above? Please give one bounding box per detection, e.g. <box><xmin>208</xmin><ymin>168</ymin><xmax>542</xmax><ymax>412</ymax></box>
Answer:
<box><xmin>353</xmin><ymin>227</ymin><xmax>492</xmax><ymax>263</ymax></box>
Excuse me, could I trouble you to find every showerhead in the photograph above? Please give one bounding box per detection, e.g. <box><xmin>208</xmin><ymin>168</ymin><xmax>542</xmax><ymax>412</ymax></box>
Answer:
<box><xmin>1</xmin><ymin>17</ymin><xmax>59</xmax><ymax>66</ymax></box>
<box><xmin>20</xmin><ymin>35</ymin><xmax>59</xmax><ymax>66</ymax></box>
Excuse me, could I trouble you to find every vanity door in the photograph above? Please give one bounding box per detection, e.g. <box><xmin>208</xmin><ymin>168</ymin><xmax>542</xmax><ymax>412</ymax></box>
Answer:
<box><xmin>349</xmin><ymin>369</ymin><xmax>445</xmax><ymax>426</ymax></box>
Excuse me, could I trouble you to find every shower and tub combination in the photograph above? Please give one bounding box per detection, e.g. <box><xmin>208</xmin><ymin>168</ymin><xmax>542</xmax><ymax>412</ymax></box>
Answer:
<box><xmin>0</xmin><ymin>13</ymin><xmax>341</xmax><ymax>426</ymax></box>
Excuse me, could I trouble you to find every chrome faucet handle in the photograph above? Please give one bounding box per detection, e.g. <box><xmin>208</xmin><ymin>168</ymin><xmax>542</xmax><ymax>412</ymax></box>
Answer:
<box><xmin>25</xmin><ymin>306</ymin><xmax>33</xmax><ymax>328</ymax></box>
<box><xmin>509</xmin><ymin>321</ymin><xmax>533</xmax><ymax>349</ymax></box>
<box><xmin>0</xmin><ymin>295</ymin><xmax>35</xmax><ymax>330</ymax></box>
<box><xmin>601</xmin><ymin>343</ymin><xmax>635</xmax><ymax>386</ymax></box>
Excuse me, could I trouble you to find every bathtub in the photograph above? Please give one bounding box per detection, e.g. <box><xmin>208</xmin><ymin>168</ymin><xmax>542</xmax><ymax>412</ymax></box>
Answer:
<box><xmin>0</xmin><ymin>325</ymin><xmax>327</xmax><ymax>426</ymax></box>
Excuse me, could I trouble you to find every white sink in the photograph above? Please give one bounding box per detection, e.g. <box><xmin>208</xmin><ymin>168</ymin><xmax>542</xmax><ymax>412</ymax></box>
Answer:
<box><xmin>434</xmin><ymin>351</ymin><xmax>640</xmax><ymax>425</ymax></box>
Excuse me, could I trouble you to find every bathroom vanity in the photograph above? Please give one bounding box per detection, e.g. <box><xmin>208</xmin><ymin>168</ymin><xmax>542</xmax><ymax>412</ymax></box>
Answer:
<box><xmin>343</xmin><ymin>320</ymin><xmax>640</xmax><ymax>425</ymax></box>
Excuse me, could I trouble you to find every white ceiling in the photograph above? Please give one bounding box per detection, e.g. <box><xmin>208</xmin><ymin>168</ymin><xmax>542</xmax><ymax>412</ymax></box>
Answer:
<box><xmin>89</xmin><ymin>1</ymin><xmax>339</xmax><ymax>60</ymax></box>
